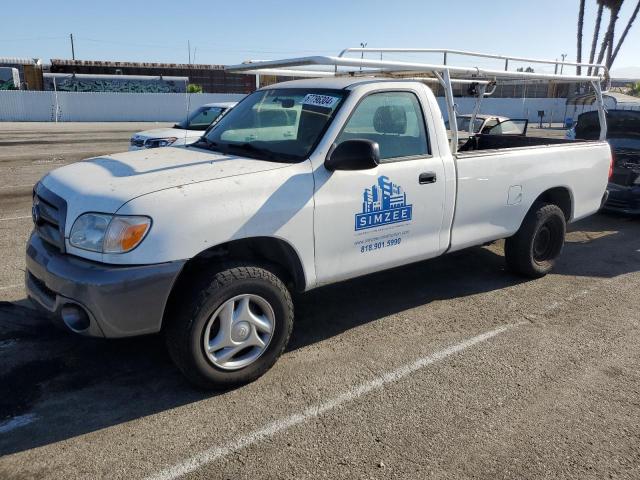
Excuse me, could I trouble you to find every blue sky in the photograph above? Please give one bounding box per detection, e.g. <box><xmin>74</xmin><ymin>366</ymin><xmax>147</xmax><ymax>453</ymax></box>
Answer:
<box><xmin>2</xmin><ymin>0</ymin><xmax>639</xmax><ymax>74</ymax></box>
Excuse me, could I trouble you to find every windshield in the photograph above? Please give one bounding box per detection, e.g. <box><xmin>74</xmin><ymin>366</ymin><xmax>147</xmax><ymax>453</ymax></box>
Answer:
<box><xmin>175</xmin><ymin>106</ymin><xmax>226</xmax><ymax>131</ymax></box>
<box><xmin>201</xmin><ymin>88</ymin><xmax>347</xmax><ymax>162</ymax></box>
<box><xmin>445</xmin><ymin>116</ymin><xmax>484</xmax><ymax>133</ymax></box>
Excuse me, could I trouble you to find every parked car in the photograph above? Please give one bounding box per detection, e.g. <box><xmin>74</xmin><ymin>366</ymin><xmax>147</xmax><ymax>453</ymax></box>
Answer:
<box><xmin>446</xmin><ymin>114</ymin><xmax>529</xmax><ymax>137</ymax></box>
<box><xmin>129</xmin><ymin>102</ymin><xmax>237</xmax><ymax>150</ymax></box>
<box><xmin>26</xmin><ymin>77</ymin><xmax>610</xmax><ymax>389</ymax></box>
<box><xmin>568</xmin><ymin>110</ymin><xmax>640</xmax><ymax>214</ymax></box>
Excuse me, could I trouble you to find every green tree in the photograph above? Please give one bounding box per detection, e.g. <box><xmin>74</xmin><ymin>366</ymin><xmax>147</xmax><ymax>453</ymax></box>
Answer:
<box><xmin>187</xmin><ymin>84</ymin><xmax>203</xmax><ymax>93</ymax></box>
<box><xmin>628</xmin><ymin>81</ymin><xmax>640</xmax><ymax>97</ymax></box>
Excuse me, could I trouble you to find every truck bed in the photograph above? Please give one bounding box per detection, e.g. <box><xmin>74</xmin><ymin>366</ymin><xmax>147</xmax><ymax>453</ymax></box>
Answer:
<box><xmin>458</xmin><ymin>134</ymin><xmax>582</xmax><ymax>152</ymax></box>
<box><xmin>449</xmin><ymin>139</ymin><xmax>611</xmax><ymax>252</ymax></box>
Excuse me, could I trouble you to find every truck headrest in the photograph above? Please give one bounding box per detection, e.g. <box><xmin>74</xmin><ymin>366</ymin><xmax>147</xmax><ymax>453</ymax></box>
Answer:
<box><xmin>373</xmin><ymin>106</ymin><xmax>407</xmax><ymax>135</ymax></box>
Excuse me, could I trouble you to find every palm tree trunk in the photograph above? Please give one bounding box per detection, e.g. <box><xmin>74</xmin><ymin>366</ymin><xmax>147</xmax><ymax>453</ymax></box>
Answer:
<box><xmin>609</xmin><ymin>0</ymin><xmax>640</xmax><ymax>67</ymax></box>
<box><xmin>596</xmin><ymin>6</ymin><xmax>620</xmax><ymax>67</ymax></box>
<box><xmin>588</xmin><ymin>3</ymin><xmax>605</xmax><ymax>75</ymax></box>
<box><xmin>577</xmin><ymin>0</ymin><xmax>586</xmax><ymax>74</ymax></box>
<box><xmin>606</xmin><ymin>19</ymin><xmax>617</xmax><ymax>68</ymax></box>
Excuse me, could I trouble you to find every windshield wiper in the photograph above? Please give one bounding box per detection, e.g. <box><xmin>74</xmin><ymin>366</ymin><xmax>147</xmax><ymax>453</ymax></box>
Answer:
<box><xmin>225</xmin><ymin>142</ymin><xmax>278</xmax><ymax>160</ymax></box>
<box><xmin>226</xmin><ymin>143</ymin><xmax>300</xmax><ymax>162</ymax></box>
<box><xmin>192</xmin><ymin>137</ymin><xmax>226</xmax><ymax>153</ymax></box>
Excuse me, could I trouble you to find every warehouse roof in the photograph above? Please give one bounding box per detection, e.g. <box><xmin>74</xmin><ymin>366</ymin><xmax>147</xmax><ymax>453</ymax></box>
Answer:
<box><xmin>50</xmin><ymin>59</ymin><xmax>226</xmax><ymax>70</ymax></box>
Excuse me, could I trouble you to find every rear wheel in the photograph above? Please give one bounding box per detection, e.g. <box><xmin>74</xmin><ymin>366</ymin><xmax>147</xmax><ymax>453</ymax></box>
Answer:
<box><xmin>505</xmin><ymin>203</ymin><xmax>566</xmax><ymax>278</ymax></box>
<box><xmin>165</xmin><ymin>264</ymin><xmax>294</xmax><ymax>390</ymax></box>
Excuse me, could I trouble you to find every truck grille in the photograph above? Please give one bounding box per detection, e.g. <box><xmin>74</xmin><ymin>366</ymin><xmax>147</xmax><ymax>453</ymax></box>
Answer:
<box><xmin>32</xmin><ymin>183</ymin><xmax>67</xmax><ymax>252</ymax></box>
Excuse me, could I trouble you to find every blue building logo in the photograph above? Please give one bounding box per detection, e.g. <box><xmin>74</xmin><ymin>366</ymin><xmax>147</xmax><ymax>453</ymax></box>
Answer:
<box><xmin>355</xmin><ymin>176</ymin><xmax>413</xmax><ymax>231</ymax></box>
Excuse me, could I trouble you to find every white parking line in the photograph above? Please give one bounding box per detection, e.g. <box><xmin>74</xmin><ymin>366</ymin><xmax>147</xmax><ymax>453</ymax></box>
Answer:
<box><xmin>145</xmin><ymin>271</ymin><xmax>637</xmax><ymax>480</ymax></box>
<box><xmin>0</xmin><ymin>215</ymin><xmax>31</xmax><ymax>222</ymax></box>
<box><xmin>144</xmin><ymin>323</ymin><xmax>516</xmax><ymax>480</ymax></box>
<box><xmin>0</xmin><ymin>183</ymin><xmax>33</xmax><ymax>190</ymax></box>
<box><xmin>0</xmin><ymin>284</ymin><xmax>22</xmax><ymax>291</ymax></box>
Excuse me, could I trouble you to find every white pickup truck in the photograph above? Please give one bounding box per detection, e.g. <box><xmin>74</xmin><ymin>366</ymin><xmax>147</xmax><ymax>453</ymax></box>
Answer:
<box><xmin>26</xmin><ymin>61</ymin><xmax>612</xmax><ymax>388</ymax></box>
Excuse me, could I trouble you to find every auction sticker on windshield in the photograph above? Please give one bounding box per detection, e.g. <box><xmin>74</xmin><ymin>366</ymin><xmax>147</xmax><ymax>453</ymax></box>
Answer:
<box><xmin>302</xmin><ymin>94</ymin><xmax>340</xmax><ymax>108</ymax></box>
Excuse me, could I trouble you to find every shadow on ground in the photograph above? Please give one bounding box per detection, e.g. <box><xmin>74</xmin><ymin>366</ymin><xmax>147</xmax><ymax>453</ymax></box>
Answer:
<box><xmin>0</xmin><ymin>213</ymin><xmax>638</xmax><ymax>456</ymax></box>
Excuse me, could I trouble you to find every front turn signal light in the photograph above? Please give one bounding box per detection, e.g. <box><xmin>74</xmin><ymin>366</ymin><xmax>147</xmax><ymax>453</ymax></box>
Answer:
<box><xmin>103</xmin><ymin>216</ymin><xmax>152</xmax><ymax>253</ymax></box>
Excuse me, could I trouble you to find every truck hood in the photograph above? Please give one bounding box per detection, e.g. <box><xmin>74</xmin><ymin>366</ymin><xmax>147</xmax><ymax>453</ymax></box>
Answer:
<box><xmin>41</xmin><ymin>146</ymin><xmax>290</xmax><ymax>221</ymax></box>
<box><xmin>133</xmin><ymin>127</ymin><xmax>201</xmax><ymax>140</ymax></box>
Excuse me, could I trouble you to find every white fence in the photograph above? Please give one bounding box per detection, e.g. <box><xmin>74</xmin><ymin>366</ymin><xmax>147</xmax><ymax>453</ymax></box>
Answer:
<box><xmin>1</xmin><ymin>90</ymin><xmax>636</xmax><ymax>123</ymax></box>
<box><xmin>439</xmin><ymin>96</ymin><xmax>639</xmax><ymax>124</ymax></box>
<box><xmin>439</xmin><ymin>97</ymin><xmax>568</xmax><ymax>123</ymax></box>
<box><xmin>0</xmin><ymin>91</ymin><xmax>245</xmax><ymax>122</ymax></box>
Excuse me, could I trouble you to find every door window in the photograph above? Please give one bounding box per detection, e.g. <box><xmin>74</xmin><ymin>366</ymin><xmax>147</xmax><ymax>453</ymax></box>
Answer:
<box><xmin>480</xmin><ymin>118</ymin><xmax>499</xmax><ymax>133</ymax></box>
<box><xmin>335</xmin><ymin>91</ymin><xmax>429</xmax><ymax>161</ymax></box>
<box><xmin>187</xmin><ymin>107</ymin><xmax>224</xmax><ymax>130</ymax></box>
<box><xmin>485</xmin><ymin>119</ymin><xmax>528</xmax><ymax>135</ymax></box>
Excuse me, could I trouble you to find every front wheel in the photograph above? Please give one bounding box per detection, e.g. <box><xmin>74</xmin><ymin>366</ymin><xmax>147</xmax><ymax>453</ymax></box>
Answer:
<box><xmin>165</xmin><ymin>265</ymin><xmax>294</xmax><ymax>390</ymax></box>
<box><xmin>505</xmin><ymin>203</ymin><xmax>566</xmax><ymax>278</ymax></box>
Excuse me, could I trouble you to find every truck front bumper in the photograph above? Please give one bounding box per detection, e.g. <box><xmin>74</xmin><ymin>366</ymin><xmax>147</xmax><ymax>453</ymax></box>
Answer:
<box><xmin>25</xmin><ymin>233</ymin><xmax>185</xmax><ymax>338</ymax></box>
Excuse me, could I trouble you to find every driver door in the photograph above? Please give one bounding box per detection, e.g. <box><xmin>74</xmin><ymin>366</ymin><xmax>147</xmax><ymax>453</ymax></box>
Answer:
<box><xmin>313</xmin><ymin>90</ymin><xmax>447</xmax><ymax>285</ymax></box>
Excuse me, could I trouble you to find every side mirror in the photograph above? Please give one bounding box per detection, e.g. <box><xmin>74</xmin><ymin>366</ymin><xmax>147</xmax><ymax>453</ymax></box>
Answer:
<box><xmin>325</xmin><ymin>139</ymin><xmax>380</xmax><ymax>171</ymax></box>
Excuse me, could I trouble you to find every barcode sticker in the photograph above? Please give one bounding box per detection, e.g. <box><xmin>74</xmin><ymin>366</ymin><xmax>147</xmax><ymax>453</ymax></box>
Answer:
<box><xmin>302</xmin><ymin>94</ymin><xmax>339</xmax><ymax>108</ymax></box>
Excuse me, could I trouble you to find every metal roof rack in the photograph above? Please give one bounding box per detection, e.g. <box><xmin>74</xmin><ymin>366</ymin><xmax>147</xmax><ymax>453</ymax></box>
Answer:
<box><xmin>226</xmin><ymin>47</ymin><xmax>609</xmax><ymax>151</ymax></box>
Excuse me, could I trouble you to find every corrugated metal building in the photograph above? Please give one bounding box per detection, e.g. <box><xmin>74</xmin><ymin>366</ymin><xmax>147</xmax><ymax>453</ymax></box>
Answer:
<box><xmin>49</xmin><ymin>59</ymin><xmax>256</xmax><ymax>93</ymax></box>
<box><xmin>0</xmin><ymin>57</ymin><xmax>44</xmax><ymax>90</ymax></box>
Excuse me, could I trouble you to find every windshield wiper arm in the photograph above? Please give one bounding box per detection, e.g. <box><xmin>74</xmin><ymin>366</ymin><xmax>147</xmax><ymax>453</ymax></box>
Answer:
<box><xmin>226</xmin><ymin>142</ymin><xmax>277</xmax><ymax>160</ymax></box>
<box><xmin>192</xmin><ymin>137</ymin><xmax>226</xmax><ymax>153</ymax></box>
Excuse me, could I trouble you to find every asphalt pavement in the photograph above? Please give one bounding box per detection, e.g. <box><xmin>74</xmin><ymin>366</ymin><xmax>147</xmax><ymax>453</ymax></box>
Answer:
<box><xmin>0</xmin><ymin>123</ymin><xmax>638</xmax><ymax>480</ymax></box>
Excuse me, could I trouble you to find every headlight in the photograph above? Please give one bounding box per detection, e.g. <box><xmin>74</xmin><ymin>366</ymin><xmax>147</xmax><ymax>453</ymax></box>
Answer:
<box><xmin>144</xmin><ymin>137</ymin><xmax>178</xmax><ymax>148</ymax></box>
<box><xmin>70</xmin><ymin>213</ymin><xmax>151</xmax><ymax>253</ymax></box>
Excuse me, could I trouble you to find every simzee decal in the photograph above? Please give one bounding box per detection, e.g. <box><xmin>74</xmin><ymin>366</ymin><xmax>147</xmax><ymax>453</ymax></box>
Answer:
<box><xmin>355</xmin><ymin>175</ymin><xmax>412</xmax><ymax>231</ymax></box>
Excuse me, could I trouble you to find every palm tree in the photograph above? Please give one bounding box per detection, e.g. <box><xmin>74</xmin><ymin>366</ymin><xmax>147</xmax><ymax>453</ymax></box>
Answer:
<box><xmin>609</xmin><ymin>0</ymin><xmax>640</xmax><ymax>66</ymax></box>
<box><xmin>577</xmin><ymin>0</ymin><xmax>586</xmax><ymax>74</ymax></box>
<box><xmin>596</xmin><ymin>0</ymin><xmax>625</xmax><ymax>68</ymax></box>
<box><xmin>588</xmin><ymin>1</ymin><xmax>605</xmax><ymax>75</ymax></box>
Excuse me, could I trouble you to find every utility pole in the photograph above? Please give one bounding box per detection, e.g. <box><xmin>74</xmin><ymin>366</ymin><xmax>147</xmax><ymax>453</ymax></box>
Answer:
<box><xmin>560</xmin><ymin>53</ymin><xmax>567</xmax><ymax>74</ymax></box>
<box><xmin>70</xmin><ymin>33</ymin><xmax>75</xmax><ymax>60</ymax></box>
<box><xmin>359</xmin><ymin>42</ymin><xmax>367</xmax><ymax>72</ymax></box>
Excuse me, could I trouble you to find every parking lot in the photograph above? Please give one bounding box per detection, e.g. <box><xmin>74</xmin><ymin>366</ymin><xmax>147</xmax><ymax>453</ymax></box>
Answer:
<box><xmin>1</xmin><ymin>122</ymin><xmax>639</xmax><ymax>479</ymax></box>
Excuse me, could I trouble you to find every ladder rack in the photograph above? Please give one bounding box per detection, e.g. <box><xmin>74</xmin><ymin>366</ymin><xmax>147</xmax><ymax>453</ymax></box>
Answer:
<box><xmin>225</xmin><ymin>48</ymin><xmax>609</xmax><ymax>151</ymax></box>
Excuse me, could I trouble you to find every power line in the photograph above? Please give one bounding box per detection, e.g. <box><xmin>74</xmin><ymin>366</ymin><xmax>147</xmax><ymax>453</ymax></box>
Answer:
<box><xmin>0</xmin><ymin>36</ymin><xmax>68</xmax><ymax>42</ymax></box>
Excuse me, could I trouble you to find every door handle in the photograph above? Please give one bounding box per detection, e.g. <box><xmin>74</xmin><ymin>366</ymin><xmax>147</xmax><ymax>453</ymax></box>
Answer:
<box><xmin>419</xmin><ymin>172</ymin><xmax>437</xmax><ymax>184</ymax></box>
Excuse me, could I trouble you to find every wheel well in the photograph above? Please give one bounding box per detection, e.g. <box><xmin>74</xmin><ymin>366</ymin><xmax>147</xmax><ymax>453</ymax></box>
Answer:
<box><xmin>534</xmin><ymin>187</ymin><xmax>572</xmax><ymax>221</ymax></box>
<box><xmin>162</xmin><ymin>237</ymin><xmax>305</xmax><ymax>331</ymax></box>
<box><xmin>166</xmin><ymin>236</ymin><xmax>303</xmax><ymax>305</ymax></box>
<box><xmin>177</xmin><ymin>236</ymin><xmax>305</xmax><ymax>290</ymax></box>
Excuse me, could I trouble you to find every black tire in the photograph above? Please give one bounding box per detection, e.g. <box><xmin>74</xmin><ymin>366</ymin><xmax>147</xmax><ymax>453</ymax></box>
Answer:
<box><xmin>504</xmin><ymin>202</ymin><xmax>566</xmax><ymax>278</ymax></box>
<box><xmin>164</xmin><ymin>264</ymin><xmax>294</xmax><ymax>390</ymax></box>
